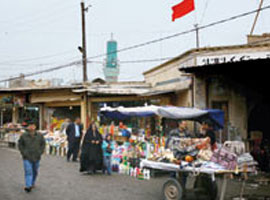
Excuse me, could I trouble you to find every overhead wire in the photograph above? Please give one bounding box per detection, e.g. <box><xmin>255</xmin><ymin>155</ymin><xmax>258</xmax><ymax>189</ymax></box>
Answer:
<box><xmin>0</xmin><ymin>59</ymin><xmax>82</xmax><ymax>83</ymax></box>
<box><xmin>1</xmin><ymin>1</ymin><xmax>78</xmax><ymax>26</ymax></box>
<box><xmin>0</xmin><ymin>50</ymin><xmax>77</xmax><ymax>64</ymax></box>
<box><xmin>200</xmin><ymin>0</ymin><xmax>211</xmax><ymax>24</ymax></box>
<box><xmin>6</xmin><ymin>8</ymin><xmax>79</xmax><ymax>34</ymax></box>
<box><xmin>88</xmin><ymin>4</ymin><xmax>270</xmax><ymax>60</ymax></box>
<box><xmin>0</xmin><ymin>0</ymin><xmax>68</xmax><ymax>24</ymax></box>
<box><xmin>1</xmin><ymin>4</ymin><xmax>270</xmax><ymax>83</ymax></box>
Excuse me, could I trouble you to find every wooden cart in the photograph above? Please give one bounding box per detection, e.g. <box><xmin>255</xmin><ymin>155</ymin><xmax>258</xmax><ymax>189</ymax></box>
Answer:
<box><xmin>141</xmin><ymin>159</ymin><xmax>252</xmax><ymax>200</ymax></box>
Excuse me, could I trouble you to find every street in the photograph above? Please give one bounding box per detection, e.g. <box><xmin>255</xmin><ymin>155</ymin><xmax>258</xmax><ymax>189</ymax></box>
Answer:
<box><xmin>0</xmin><ymin>146</ymin><xmax>165</xmax><ymax>200</ymax></box>
<box><xmin>1</xmin><ymin>146</ymin><xmax>270</xmax><ymax>200</ymax></box>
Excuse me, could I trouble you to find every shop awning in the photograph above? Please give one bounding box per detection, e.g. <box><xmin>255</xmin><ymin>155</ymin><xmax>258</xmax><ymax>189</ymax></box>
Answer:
<box><xmin>100</xmin><ymin>106</ymin><xmax>224</xmax><ymax>129</ymax></box>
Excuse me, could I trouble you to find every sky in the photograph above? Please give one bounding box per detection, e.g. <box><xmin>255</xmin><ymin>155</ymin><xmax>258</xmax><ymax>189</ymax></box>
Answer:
<box><xmin>0</xmin><ymin>0</ymin><xmax>270</xmax><ymax>86</ymax></box>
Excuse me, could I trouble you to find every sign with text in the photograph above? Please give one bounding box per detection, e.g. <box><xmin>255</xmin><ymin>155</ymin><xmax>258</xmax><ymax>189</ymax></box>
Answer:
<box><xmin>197</xmin><ymin>51</ymin><xmax>270</xmax><ymax>66</ymax></box>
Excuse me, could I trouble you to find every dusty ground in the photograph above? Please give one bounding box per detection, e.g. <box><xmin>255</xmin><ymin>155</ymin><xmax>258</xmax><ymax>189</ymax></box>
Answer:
<box><xmin>0</xmin><ymin>146</ymin><xmax>269</xmax><ymax>200</ymax></box>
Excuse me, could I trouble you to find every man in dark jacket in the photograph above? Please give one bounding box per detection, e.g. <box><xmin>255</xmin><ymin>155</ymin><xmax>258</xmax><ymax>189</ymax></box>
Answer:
<box><xmin>66</xmin><ymin>117</ymin><xmax>83</xmax><ymax>162</ymax></box>
<box><xmin>18</xmin><ymin>123</ymin><xmax>45</xmax><ymax>193</ymax></box>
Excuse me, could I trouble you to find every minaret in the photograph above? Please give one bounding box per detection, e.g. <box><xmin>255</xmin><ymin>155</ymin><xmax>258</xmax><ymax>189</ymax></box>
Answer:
<box><xmin>103</xmin><ymin>34</ymin><xmax>120</xmax><ymax>82</ymax></box>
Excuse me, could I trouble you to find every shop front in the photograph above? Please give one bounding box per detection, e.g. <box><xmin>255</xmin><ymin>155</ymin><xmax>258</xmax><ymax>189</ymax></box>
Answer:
<box><xmin>181</xmin><ymin>58</ymin><xmax>270</xmax><ymax>171</ymax></box>
<box><xmin>0</xmin><ymin>93</ymin><xmax>41</xmax><ymax>146</ymax></box>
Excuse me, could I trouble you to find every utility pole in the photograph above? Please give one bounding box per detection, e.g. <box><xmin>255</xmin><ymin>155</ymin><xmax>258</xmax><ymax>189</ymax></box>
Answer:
<box><xmin>250</xmin><ymin>0</ymin><xmax>264</xmax><ymax>35</ymax></box>
<box><xmin>194</xmin><ymin>24</ymin><xmax>200</xmax><ymax>48</ymax></box>
<box><xmin>80</xmin><ymin>0</ymin><xmax>89</xmax><ymax>131</ymax></box>
<box><xmin>81</xmin><ymin>0</ymin><xmax>88</xmax><ymax>82</ymax></box>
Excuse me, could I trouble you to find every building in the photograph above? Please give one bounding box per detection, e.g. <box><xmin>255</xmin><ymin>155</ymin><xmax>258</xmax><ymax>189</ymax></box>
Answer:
<box><xmin>72</xmin><ymin>81</ymin><xmax>171</xmax><ymax>122</ymax></box>
<box><xmin>103</xmin><ymin>35</ymin><xmax>120</xmax><ymax>82</ymax></box>
<box><xmin>0</xmin><ymin>81</ymin><xmax>171</xmax><ymax>130</ymax></box>
<box><xmin>143</xmin><ymin>56</ymin><xmax>193</xmax><ymax>108</ymax></box>
<box><xmin>0</xmin><ymin>85</ymin><xmax>83</xmax><ymax>129</ymax></box>
<box><xmin>143</xmin><ymin>33</ymin><xmax>270</xmax><ymax>144</ymax></box>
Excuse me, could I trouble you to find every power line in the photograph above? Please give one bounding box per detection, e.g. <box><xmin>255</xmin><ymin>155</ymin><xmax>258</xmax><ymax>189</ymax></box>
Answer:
<box><xmin>1</xmin><ymin>1</ymin><xmax>77</xmax><ymax>26</ymax></box>
<box><xmin>0</xmin><ymin>50</ymin><xmax>77</xmax><ymax>64</ymax></box>
<box><xmin>1</xmin><ymin>5</ymin><xmax>270</xmax><ymax>83</ymax></box>
<box><xmin>6</xmin><ymin>7</ymin><xmax>78</xmax><ymax>34</ymax></box>
<box><xmin>200</xmin><ymin>0</ymin><xmax>211</xmax><ymax>24</ymax></box>
<box><xmin>88</xmin><ymin>57</ymin><xmax>173</xmax><ymax>64</ymax></box>
<box><xmin>0</xmin><ymin>59</ymin><xmax>82</xmax><ymax>83</ymax></box>
<box><xmin>88</xmin><ymin>4</ymin><xmax>270</xmax><ymax>60</ymax></box>
<box><xmin>2</xmin><ymin>35</ymin><xmax>270</xmax><ymax>83</ymax></box>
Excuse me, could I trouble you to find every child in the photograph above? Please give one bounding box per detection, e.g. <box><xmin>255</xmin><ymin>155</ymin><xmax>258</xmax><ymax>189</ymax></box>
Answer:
<box><xmin>102</xmin><ymin>134</ymin><xmax>114</xmax><ymax>175</ymax></box>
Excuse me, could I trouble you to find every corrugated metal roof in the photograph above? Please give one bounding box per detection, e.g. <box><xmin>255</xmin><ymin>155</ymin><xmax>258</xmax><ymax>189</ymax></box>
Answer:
<box><xmin>73</xmin><ymin>82</ymin><xmax>152</xmax><ymax>95</ymax></box>
<box><xmin>0</xmin><ymin>85</ymin><xmax>83</xmax><ymax>93</ymax></box>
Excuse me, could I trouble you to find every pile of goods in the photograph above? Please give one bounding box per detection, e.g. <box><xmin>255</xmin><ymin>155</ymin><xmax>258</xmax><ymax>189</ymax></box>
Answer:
<box><xmin>99</xmin><ymin>122</ymin><xmax>131</xmax><ymax>142</ymax></box>
<box><xmin>0</xmin><ymin>123</ymin><xmax>25</xmax><ymax>145</ymax></box>
<box><xmin>109</xmin><ymin>135</ymin><xmax>167</xmax><ymax>180</ymax></box>
<box><xmin>147</xmin><ymin>138</ymin><xmax>258</xmax><ymax>172</ymax></box>
<box><xmin>43</xmin><ymin>131</ymin><xmax>67</xmax><ymax>156</ymax></box>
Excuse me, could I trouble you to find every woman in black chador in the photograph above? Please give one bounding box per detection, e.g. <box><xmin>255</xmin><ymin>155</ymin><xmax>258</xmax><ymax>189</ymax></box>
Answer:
<box><xmin>80</xmin><ymin>122</ymin><xmax>103</xmax><ymax>174</ymax></box>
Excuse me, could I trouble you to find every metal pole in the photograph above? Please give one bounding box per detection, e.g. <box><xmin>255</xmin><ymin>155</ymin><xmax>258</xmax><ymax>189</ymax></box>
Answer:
<box><xmin>250</xmin><ymin>0</ymin><xmax>264</xmax><ymax>35</ymax></box>
<box><xmin>194</xmin><ymin>24</ymin><xmax>200</xmax><ymax>48</ymax></box>
<box><xmin>219</xmin><ymin>175</ymin><xmax>228</xmax><ymax>200</ymax></box>
<box><xmin>1</xmin><ymin>111</ymin><xmax>3</xmax><ymax>127</ymax></box>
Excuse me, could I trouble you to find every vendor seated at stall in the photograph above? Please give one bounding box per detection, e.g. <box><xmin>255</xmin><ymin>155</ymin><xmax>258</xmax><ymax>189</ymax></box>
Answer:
<box><xmin>165</xmin><ymin>120</ymin><xmax>191</xmax><ymax>149</ymax></box>
<box><xmin>199</xmin><ymin>120</ymin><xmax>217</xmax><ymax>150</ymax></box>
<box><xmin>165</xmin><ymin>120</ymin><xmax>190</xmax><ymax>186</ymax></box>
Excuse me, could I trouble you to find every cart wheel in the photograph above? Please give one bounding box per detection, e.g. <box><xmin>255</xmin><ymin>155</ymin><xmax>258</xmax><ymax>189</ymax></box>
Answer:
<box><xmin>163</xmin><ymin>178</ymin><xmax>183</xmax><ymax>200</ymax></box>
<box><xmin>194</xmin><ymin>176</ymin><xmax>217</xmax><ymax>200</ymax></box>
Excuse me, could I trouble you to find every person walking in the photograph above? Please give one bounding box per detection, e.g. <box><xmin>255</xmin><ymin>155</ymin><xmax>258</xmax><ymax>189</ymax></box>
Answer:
<box><xmin>66</xmin><ymin>117</ymin><xmax>83</xmax><ymax>162</ymax></box>
<box><xmin>18</xmin><ymin>123</ymin><xmax>45</xmax><ymax>193</ymax></box>
<box><xmin>80</xmin><ymin>122</ymin><xmax>103</xmax><ymax>174</ymax></box>
<box><xmin>102</xmin><ymin>134</ymin><xmax>114</xmax><ymax>175</ymax></box>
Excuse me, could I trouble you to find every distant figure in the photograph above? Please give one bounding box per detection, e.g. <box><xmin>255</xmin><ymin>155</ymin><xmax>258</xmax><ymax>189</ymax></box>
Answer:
<box><xmin>66</xmin><ymin>117</ymin><xmax>83</xmax><ymax>162</ymax></box>
<box><xmin>60</xmin><ymin>118</ymin><xmax>71</xmax><ymax>134</ymax></box>
<box><xmin>102</xmin><ymin>134</ymin><xmax>114</xmax><ymax>175</ymax></box>
<box><xmin>80</xmin><ymin>122</ymin><xmax>103</xmax><ymax>174</ymax></box>
<box><xmin>18</xmin><ymin>123</ymin><xmax>45</xmax><ymax>193</ymax></box>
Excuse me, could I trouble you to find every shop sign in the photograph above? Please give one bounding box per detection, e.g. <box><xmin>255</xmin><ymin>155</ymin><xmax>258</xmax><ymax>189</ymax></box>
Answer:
<box><xmin>197</xmin><ymin>51</ymin><xmax>270</xmax><ymax>66</ymax></box>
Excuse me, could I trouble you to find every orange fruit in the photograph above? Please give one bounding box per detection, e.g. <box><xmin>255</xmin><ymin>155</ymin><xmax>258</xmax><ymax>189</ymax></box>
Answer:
<box><xmin>185</xmin><ymin>155</ymin><xmax>194</xmax><ymax>162</ymax></box>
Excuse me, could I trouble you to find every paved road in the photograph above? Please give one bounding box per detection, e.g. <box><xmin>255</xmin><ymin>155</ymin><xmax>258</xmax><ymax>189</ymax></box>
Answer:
<box><xmin>1</xmin><ymin>146</ymin><xmax>270</xmax><ymax>200</ymax></box>
<box><xmin>0</xmin><ymin>147</ymin><xmax>166</xmax><ymax>200</ymax></box>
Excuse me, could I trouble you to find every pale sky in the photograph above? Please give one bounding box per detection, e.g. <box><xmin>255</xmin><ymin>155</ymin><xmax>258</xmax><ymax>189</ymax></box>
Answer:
<box><xmin>0</xmin><ymin>0</ymin><xmax>269</xmax><ymax>86</ymax></box>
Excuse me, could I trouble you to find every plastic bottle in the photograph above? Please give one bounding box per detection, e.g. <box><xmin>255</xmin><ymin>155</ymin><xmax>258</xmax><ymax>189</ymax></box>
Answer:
<box><xmin>129</xmin><ymin>167</ymin><xmax>134</xmax><ymax>177</ymax></box>
<box><xmin>144</xmin><ymin>169</ymin><xmax>151</xmax><ymax>180</ymax></box>
<box><xmin>119</xmin><ymin>164</ymin><xmax>123</xmax><ymax>174</ymax></box>
<box><xmin>137</xmin><ymin>168</ymin><xmax>144</xmax><ymax>180</ymax></box>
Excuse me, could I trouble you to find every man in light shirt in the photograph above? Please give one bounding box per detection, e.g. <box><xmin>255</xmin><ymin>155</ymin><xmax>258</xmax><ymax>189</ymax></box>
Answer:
<box><xmin>60</xmin><ymin>118</ymin><xmax>71</xmax><ymax>135</ymax></box>
<box><xmin>66</xmin><ymin>117</ymin><xmax>83</xmax><ymax>162</ymax></box>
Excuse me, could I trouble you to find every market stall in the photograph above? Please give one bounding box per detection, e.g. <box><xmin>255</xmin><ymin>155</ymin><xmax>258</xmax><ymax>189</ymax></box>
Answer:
<box><xmin>0</xmin><ymin>125</ymin><xmax>25</xmax><ymax>147</ymax></box>
<box><xmin>100</xmin><ymin>105</ymin><xmax>257</xmax><ymax>200</ymax></box>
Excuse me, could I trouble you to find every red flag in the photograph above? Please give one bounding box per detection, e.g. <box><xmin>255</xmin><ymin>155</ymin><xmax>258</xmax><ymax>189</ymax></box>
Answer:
<box><xmin>172</xmin><ymin>0</ymin><xmax>195</xmax><ymax>21</ymax></box>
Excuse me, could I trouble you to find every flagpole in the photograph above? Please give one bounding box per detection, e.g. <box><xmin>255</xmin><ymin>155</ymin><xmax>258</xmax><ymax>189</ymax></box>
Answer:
<box><xmin>250</xmin><ymin>0</ymin><xmax>264</xmax><ymax>35</ymax></box>
<box><xmin>194</xmin><ymin>24</ymin><xmax>200</xmax><ymax>48</ymax></box>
